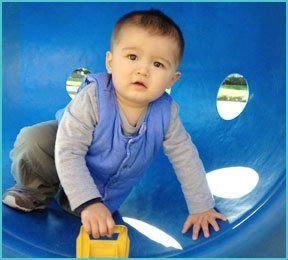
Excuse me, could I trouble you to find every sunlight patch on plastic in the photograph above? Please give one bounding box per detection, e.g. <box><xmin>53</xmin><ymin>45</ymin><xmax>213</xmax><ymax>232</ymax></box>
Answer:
<box><xmin>122</xmin><ymin>217</ymin><xmax>183</xmax><ymax>250</ymax></box>
<box><xmin>206</xmin><ymin>167</ymin><xmax>259</xmax><ymax>199</ymax></box>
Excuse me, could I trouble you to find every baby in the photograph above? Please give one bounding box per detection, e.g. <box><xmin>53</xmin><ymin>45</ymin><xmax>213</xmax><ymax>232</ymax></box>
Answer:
<box><xmin>3</xmin><ymin>9</ymin><xmax>227</xmax><ymax>241</ymax></box>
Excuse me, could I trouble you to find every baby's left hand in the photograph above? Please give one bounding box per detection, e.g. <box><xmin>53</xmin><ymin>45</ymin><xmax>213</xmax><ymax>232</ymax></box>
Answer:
<box><xmin>182</xmin><ymin>208</ymin><xmax>227</xmax><ymax>240</ymax></box>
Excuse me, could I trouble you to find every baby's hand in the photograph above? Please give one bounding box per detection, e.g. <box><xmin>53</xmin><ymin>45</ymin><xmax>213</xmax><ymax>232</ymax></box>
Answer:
<box><xmin>182</xmin><ymin>208</ymin><xmax>227</xmax><ymax>240</ymax></box>
<box><xmin>81</xmin><ymin>202</ymin><xmax>115</xmax><ymax>239</ymax></box>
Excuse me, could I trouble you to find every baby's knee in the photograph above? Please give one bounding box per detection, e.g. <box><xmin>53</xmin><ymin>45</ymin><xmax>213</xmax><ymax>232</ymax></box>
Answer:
<box><xmin>17</xmin><ymin>122</ymin><xmax>56</xmax><ymax>152</ymax></box>
<box><xmin>19</xmin><ymin>125</ymin><xmax>42</xmax><ymax>147</ymax></box>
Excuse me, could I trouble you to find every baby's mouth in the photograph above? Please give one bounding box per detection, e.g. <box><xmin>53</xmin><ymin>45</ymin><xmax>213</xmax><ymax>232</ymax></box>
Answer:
<box><xmin>133</xmin><ymin>81</ymin><xmax>147</xmax><ymax>88</ymax></box>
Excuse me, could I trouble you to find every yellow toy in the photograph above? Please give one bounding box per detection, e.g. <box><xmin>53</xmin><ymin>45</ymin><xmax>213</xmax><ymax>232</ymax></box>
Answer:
<box><xmin>76</xmin><ymin>225</ymin><xmax>130</xmax><ymax>258</ymax></box>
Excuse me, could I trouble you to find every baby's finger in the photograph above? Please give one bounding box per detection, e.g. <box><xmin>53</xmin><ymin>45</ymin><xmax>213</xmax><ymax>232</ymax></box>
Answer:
<box><xmin>82</xmin><ymin>219</ymin><xmax>92</xmax><ymax>234</ymax></box>
<box><xmin>98</xmin><ymin>219</ymin><xmax>108</xmax><ymax>237</ymax></box>
<box><xmin>107</xmin><ymin>217</ymin><xmax>115</xmax><ymax>237</ymax></box>
<box><xmin>214</xmin><ymin>212</ymin><xmax>228</xmax><ymax>221</ymax></box>
<box><xmin>91</xmin><ymin>220</ymin><xmax>100</xmax><ymax>239</ymax></box>
<box><xmin>201</xmin><ymin>221</ymin><xmax>210</xmax><ymax>238</ymax></box>
<box><xmin>208</xmin><ymin>217</ymin><xmax>220</xmax><ymax>232</ymax></box>
<box><xmin>192</xmin><ymin>222</ymin><xmax>201</xmax><ymax>240</ymax></box>
<box><xmin>182</xmin><ymin>218</ymin><xmax>193</xmax><ymax>234</ymax></box>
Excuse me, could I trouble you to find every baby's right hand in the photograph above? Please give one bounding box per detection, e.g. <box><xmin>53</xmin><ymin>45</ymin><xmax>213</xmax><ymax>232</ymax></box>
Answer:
<box><xmin>81</xmin><ymin>202</ymin><xmax>115</xmax><ymax>239</ymax></box>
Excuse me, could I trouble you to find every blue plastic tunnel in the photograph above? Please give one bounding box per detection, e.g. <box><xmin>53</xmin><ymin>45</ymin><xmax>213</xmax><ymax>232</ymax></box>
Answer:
<box><xmin>2</xmin><ymin>2</ymin><xmax>286</xmax><ymax>257</ymax></box>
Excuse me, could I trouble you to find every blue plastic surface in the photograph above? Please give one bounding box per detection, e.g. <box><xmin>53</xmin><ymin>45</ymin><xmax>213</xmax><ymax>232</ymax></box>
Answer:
<box><xmin>2</xmin><ymin>2</ymin><xmax>286</xmax><ymax>257</ymax></box>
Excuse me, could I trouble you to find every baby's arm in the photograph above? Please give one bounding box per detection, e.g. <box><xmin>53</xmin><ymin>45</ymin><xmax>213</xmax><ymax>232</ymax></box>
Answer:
<box><xmin>55</xmin><ymin>83</ymin><xmax>114</xmax><ymax>238</ymax></box>
<box><xmin>163</xmin><ymin>101</ymin><xmax>227</xmax><ymax>239</ymax></box>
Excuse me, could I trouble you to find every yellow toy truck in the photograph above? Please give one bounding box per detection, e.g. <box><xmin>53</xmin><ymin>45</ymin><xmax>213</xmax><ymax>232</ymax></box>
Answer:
<box><xmin>76</xmin><ymin>225</ymin><xmax>130</xmax><ymax>258</ymax></box>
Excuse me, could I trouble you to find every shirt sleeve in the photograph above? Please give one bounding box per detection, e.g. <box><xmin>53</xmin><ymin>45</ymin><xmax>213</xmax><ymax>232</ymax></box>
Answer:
<box><xmin>163</xmin><ymin>101</ymin><xmax>215</xmax><ymax>214</ymax></box>
<box><xmin>55</xmin><ymin>82</ymin><xmax>102</xmax><ymax>211</ymax></box>
<box><xmin>74</xmin><ymin>197</ymin><xmax>103</xmax><ymax>214</ymax></box>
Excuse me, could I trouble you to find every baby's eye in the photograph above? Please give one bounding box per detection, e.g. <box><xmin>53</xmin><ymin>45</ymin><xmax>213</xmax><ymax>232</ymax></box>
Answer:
<box><xmin>127</xmin><ymin>54</ymin><xmax>137</xmax><ymax>61</ymax></box>
<box><xmin>154</xmin><ymin>61</ymin><xmax>164</xmax><ymax>68</ymax></box>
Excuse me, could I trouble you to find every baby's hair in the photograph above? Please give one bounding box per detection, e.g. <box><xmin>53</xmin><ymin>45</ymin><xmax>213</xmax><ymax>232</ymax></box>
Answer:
<box><xmin>111</xmin><ymin>9</ymin><xmax>184</xmax><ymax>65</ymax></box>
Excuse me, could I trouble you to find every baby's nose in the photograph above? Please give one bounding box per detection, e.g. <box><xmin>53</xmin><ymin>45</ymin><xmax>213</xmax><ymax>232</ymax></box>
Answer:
<box><xmin>136</xmin><ymin>66</ymin><xmax>149</xmax><ymax>77</ymax></box>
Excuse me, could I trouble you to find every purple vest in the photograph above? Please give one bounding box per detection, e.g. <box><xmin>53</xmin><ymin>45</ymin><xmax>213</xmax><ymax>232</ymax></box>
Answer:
<box><xmin>56</xmin><ymin>73</ymin><xmax>172</xmax><ymax>212</ymax></box>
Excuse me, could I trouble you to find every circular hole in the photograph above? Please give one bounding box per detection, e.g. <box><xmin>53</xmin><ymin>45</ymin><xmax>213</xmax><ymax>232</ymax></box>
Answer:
<box><xmin>217</xmin><ymin>73</ymin><xmax>249</xmax><ymax>120</ymax></box>
<box><xmin>66</xmin><ymin>68</ymin><xmax>92</xmax><ymax>99</ymax></box>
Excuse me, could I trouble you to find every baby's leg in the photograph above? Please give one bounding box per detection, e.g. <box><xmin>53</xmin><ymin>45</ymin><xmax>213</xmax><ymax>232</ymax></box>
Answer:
<box><xmin>3</xmin><ymin>120</ymin><xmax>59</xmax><ymax>212</ymax></box>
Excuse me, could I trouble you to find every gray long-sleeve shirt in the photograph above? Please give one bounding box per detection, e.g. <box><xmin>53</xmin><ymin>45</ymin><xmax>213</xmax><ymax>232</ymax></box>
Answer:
<box><xmin>55</xmin><ymin>82</ymin><xmax>215</xmax><ymax>214</ymax></box>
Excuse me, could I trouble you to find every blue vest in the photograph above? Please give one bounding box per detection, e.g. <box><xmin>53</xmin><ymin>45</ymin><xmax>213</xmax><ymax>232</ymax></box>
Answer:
<box><xmin>56</xmin><ymin>73</ymin><xmax>172</xmax><ymax>212</ymax></box>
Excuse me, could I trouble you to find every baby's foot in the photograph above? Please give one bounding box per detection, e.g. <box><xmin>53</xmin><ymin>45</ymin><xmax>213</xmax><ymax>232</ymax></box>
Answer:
<box><xmin>2</xmin><ymin>189</ymin><xmax>47</xmax><ymax>212</ymax></box>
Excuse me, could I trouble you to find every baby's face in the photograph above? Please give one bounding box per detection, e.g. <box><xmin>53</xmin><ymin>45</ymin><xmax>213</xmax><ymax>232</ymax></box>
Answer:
<box><xmin>106</xmin><ymin>25</ymin><xmax>181</xmax><ymax>107</ymax></box>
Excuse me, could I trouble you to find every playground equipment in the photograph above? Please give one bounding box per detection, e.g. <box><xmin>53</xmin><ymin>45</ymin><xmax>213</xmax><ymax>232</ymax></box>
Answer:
<box><xmin>2</xmin><ymin>2</ymin><xmax>285</xmax><ymax>257</ymax></box>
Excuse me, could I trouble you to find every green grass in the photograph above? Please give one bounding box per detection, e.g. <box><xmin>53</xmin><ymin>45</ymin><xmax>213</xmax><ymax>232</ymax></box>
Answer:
<box><xmin>221</xmin><ymin>84</ymin><xmax>248</xmax><ymax>91</ymax></box>
<box><xmin>218</xmin><ymin>85</ymin><xmax>248</xmax><ymax>102</ymax></box>
<box><xmin>66</xmin><ymin>79</ymin><xmax>83</xmax><ymax>87</ymax></box>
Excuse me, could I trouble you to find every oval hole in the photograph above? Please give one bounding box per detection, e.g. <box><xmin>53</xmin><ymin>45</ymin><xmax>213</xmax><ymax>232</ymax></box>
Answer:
<box><xmin>66</xmin><ymin>68</ymin><xmax>91</xmax><ymax>99</ymax></box>
<box><xmin>217</xmin><ymin>73</ymin><xmax>249</xmax><ymax>120</ymax></box>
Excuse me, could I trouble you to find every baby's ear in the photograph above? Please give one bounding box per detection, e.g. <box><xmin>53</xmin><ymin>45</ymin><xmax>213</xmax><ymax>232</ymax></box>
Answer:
<box><xmin>105</xmin><ymin>51</ymin><xmax>113</xmax><ymax>74</ymax></box>
<box><xmin>167</xmin><ymin>72</ymin><xmax>181</xmax><ymax>89</ymax></box>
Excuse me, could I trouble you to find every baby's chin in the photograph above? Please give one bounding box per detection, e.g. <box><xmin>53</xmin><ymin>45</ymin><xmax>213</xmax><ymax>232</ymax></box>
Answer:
<box><xmin>126</xmin><ymin>95</ymin><xmax>152</xmax><ymax>107</ymax></box>
<box><xmin>114</xmin><ymin>87</ymin><xmax>164</xmax><ymax>106</ymax></box>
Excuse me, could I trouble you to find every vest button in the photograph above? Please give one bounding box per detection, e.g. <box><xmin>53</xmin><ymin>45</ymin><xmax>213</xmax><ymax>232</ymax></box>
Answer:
<box><xmin>122</xmin><ymin>165</ymin><xmax>128</xmax><ymax>169</ymax></box>
<box><xmin>112</xmin><ymin>179</ymin><xmax>117</xmax><ymax>184</ymax></box>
